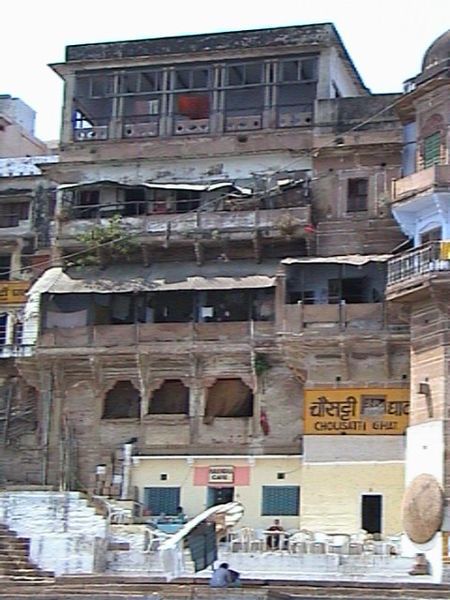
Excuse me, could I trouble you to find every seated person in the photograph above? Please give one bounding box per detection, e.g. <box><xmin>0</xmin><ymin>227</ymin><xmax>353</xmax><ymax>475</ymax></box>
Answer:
<box><xmin>210</xmin><ymin>562</ymin><xmax>233</xmax><ymax>588</ymax></box>
<box><xmin>175</xmin><ymin>506</ymin><xmax>187</xmax><ymax>523</ymax></box>
<box><xmin>266</xmin><ymin>518</ymin><xmax>285</xmax><ymax>549</ymax></box>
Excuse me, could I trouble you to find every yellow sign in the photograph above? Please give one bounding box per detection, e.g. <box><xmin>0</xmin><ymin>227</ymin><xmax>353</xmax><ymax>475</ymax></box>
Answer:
<box><xmin>304</xmin><ymin>388</ymin><xmax>409</xmax><ymax>435</ymax></box>
<box><xmin>0</xmin><ymin>281</ymin><xmax>29</xmax><ymax>304</ymax></box>
<box><xmin>440</xmin><ymin>241</ymin><xmax>450</xmax><ymax>260</ymax></box>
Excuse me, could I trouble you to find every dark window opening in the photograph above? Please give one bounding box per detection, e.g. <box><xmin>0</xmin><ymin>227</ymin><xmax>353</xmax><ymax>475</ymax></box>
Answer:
<box><xmin>13</xmin><ymin>321</ymin><xmax>23</xmax><ymax>345</ymax></box>
<box><xmin>207</xmin><ymin>486</ymin><xmax>234</xmax><ymax>508</ymax></box>
<box><xmin>361</xmin><ymin>494</ymin><xmax>382</xmax><ymax>534</ymax></box>
<box><xmin>175</xmin><ymin>67</ymin><xmax>210</xmax><ymax>90</ymax></box>
<box><xmin>200</xmin><ymin>290</ymin><xmax>251</xmax><ymax>322</ymax></box>
<box><xmin>328</xmin><ymin>277</ymin><xmax>366</xmax><ymax>304</ymax></box>
<box><xmin>91</xmin><ymin>294</ymin><xmax>134</xmax><ymax>325</ymax></box>
<box><xmin>102</xmin><ymin>380</ymin><xmax>140</xmax><ymax>419</ymax></box>
<box><xmin>227</xmin><ymin>62</ymin><xmax>263</xmax><ymax>86</ymax></box>
<box><xmin>0</xmin><ymin>314</ymin><xmax>7</xmax><ymax>345</ymax></box>
<box><xmin>124</xmin><ymin>188</ymin><xmax>147</xmax><ymax>216</ymax></box>
<box><xmin>152</xmin><ymin>291</ymin><xmax>194</xmax><ymax>323</ymax></box>
<box><xmin>287</xmin><ymin>289</ymin><xmax>316</xmax><ymax>304</ymax></box>
<box><xmin>74</xmin><ymin>190</ymin><xmax>100</xmax><ymax>219</ymax></box>
<box><xmin>280</xmin><ymin>58</ymin><xmax>317</xmax><ymax>82</ymax></box>
<box><xmin>149</xmin><ymin>379</ymin><xmax>189</xmax><ymax>415</ymax></box>
<box><xmin>347</xmin><ymin>178</ymin><xmax>368</xmax><ymax>213</ymax></box>
<box><xmin>0</xmin><ymin>256</ymin><xmax>11</xmax><ymax>280</ymax></box>
<box><xmin>420</xmin><ymin>227</ymin><xmax>442</xmax><ymax>244</ymax></box>
<box><xmin>0</xmin><ymin>202</ymin><xmax>29</xmax><ymax>227</ymax></box>
<box><xmin>205</xmin><ymin>378</ymin><xmax>253</xmax><ymax>418</ymax></box>
<box><xmin>175</xmin><ymin>190</ymin><xmax>201</xmax><ymax>213</ymax></box>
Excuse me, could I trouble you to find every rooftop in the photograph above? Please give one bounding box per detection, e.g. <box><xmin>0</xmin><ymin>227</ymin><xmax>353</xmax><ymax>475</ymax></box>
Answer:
<box><xmin>62</xmin><ymin>22</ymin><xmax>367</xmax><ymax>92</ymax></box>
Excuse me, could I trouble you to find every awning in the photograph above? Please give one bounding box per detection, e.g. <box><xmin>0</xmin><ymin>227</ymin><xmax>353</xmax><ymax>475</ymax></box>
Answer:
<box><xmin>282</xmin><ymin>254</ymin><xmax>392</xmax><ymax>266</ymax></box>
<box><xmin>30</xmin><ymin>262</ymin><xmax>279</xmax><ymax>295</ymax></box>
<box><xmin>58</xmin><ymin>180</ymin><xmax>252</xmax><ymax>195</ymax></box>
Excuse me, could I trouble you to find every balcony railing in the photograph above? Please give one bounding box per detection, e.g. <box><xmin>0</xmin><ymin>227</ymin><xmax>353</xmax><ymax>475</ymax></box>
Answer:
<box><xmin>38</xmin><ymin>321</ymin><xmax>275</xmax><ymax>349</ymax></box>
<box><xmin>280</xmin><ymin>302</ymin><xmax>408</xmax><ymax>334</ymax></box>
<box><xmin>391</xmin><ymin>165</ymin><xmax>450</xmax><ymax>202</ymax></box>
<box><xmin>387</xmin><ymin>241</ymin><xmax>450</xmax><ymax>288</ymax></box>
<box><xmin>58</xmin><ymin>204</ymin><xmax>311</xmax><ymax>244</ymax></box>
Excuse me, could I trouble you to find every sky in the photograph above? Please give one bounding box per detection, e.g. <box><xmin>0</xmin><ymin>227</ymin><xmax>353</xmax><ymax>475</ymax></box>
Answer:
<box><xmin>1</xmin><ymin>0</ymin><xmax>449</xmax><ymax>141</ymax></box>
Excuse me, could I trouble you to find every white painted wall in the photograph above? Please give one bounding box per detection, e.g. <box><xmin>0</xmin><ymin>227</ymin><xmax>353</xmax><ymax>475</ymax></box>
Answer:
<box><xmin>402</xmin><ymin>420</ymin><xmax>444</xmax><ymax>582</ymax></box>
<box><xmin>392</xmin><ymin>193</ymin><xmax>450</xmax><ymax>244</ymax></box>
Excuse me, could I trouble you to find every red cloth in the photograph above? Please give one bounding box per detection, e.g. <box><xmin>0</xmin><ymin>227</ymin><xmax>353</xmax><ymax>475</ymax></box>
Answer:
<box><xmin>177</xmin><ymin>95</ymin><xmax>210</xmax><ymax>119</ymax></box>
<box><xmin>260</xmin><ymin>410</ymin><xmax>270</xmax><ymax>436</ymax></box>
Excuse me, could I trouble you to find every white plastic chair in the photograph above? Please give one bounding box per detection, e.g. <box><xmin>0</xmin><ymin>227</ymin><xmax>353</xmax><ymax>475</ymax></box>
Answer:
<box><xmin>328</xmin><ymin>534</ymin><xmax>350</xmax><ymax>555</ymax></box>
<box><xmin>310</xmin><ymin>531</ymin><xmax>329</xmax><ymax>554</ymax></box>
<box><xmin>288</xmin><ymin>531</ymin><xmax>311</xmax><ymax>554</ymax></box>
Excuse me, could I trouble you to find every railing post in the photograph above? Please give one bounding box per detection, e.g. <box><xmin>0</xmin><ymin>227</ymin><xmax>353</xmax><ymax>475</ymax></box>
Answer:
<box><xmin>339</xmin><ymin>300</ymin><xmax>346</xmax><ymax>330</ymax></box>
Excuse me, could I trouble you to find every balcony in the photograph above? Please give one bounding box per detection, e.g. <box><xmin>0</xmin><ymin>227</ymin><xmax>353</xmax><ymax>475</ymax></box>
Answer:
<box><xmin>391</xmin><ymin>165</ymin><xmax>450</xmax><ymax>203</ymax></box>
<box><xmin>37</xmin><ymin>321</ymin><xmax>275</xmax><ymax>350</ymax></box>
<box><xmin>58</xmin><ymin>204</ymin><xmax>311</xmax><ymax>246</ymax></box>
<box><xmin>280</xmin><ymin>302</ymin><xmax>408</xmax><ymax>334</ymax></box>
<box><xmin>386</xmin><ymin>241</ymin><xmax>450</xmax><ymax>299</ymax></box>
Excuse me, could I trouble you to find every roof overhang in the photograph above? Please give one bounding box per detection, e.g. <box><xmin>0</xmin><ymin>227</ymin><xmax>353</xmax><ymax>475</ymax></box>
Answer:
<box><xmin>31</xmin><ymin>262</ymin><xmax>279</xmax><ymax>295</ymax></box>
<box><xmin>282</xmin><ymin>254</ymin><xmax>391</xmax><ymax>266</ymax></box>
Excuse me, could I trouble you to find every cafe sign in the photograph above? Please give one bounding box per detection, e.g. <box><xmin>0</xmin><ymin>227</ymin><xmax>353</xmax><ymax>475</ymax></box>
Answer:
<box><xmin>208</xmin><ymin>466</ymin><xmax>234</xmax><ymax>484</ymax></box>
<box><xmin>304</xmin><ymin>388</ymin><xmax>409</xmax><ymax>435</ymax></box>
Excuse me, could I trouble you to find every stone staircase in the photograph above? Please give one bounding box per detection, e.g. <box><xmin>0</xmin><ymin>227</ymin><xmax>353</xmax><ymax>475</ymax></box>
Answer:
<box><xmin>0</xmin><ymin>491</ymin><xmax>108</xmax><ymax>575</ymax></box>
<box><xmin>0</xmin><ymin>523</ymin><xmax>53</xmax><ymax>581</ymax></box>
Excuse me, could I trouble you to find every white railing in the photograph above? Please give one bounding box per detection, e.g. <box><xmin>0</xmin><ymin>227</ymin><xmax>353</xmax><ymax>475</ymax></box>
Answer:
<box><xmin>387</xmin><ymin>242</ymin><xmax>450</xmax><ymax>286</ymax></box>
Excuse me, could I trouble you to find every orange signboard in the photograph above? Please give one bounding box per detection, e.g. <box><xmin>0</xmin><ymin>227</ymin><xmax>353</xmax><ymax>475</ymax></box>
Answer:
<box><xmin>0</xmin><ymin>281</ymin><xmax>29</xmax><ymax>304</ymax></box>
<box><xmin>304</xmin><ymin>388</ymin><xmax>409</xmax><ymax>435</ymax></box>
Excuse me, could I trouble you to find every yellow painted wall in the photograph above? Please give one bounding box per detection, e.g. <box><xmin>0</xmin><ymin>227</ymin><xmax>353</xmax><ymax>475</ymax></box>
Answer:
<box><xmin>131</xmin><ymin>456</ymin><xmax>404</xmax><ymax>534</ymax></box>
<box><xmin>301</xmin><ymin>462</ymin><xmax>404</xmax><ymax>535</ymax></box>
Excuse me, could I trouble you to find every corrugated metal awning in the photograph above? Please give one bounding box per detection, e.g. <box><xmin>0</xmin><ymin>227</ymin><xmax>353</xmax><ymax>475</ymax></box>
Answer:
<box><xmin>30</xmin><ymin>262</ymin><xmax>278</xmax><ymax>295</ymax></box>
<box><xmin>58</xmin><ymin>180</ymin><xmax>252</xmax><ymax>195</ymax></box>
<box><xmin>281</xmin><ymin>254</ymin><xmax>392</xmax><ymax>266</ymax></box>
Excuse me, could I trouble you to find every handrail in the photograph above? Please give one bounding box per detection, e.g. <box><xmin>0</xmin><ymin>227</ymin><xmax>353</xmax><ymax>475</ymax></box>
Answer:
<box><xmin>387</xmin><ymin>241</ymin><xmax>450</xmax><ymax>286</ymax></box>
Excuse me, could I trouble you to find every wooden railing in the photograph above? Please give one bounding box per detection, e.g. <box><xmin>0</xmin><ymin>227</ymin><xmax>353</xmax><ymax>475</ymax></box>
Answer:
<box><xmin>280</xmin><ymin>302</ymin><xmax>407</xmax><ymax>334</ymax></box>
<box><xmin>38</xmin><ymin>320</ymin><xmax>275</xmax><ymax>348</ymax></box>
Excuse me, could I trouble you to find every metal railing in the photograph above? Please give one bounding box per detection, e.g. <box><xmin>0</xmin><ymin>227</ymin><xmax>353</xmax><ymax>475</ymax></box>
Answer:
<box><xmin>387</xmin><ymin>242</ymin><xmax>450</xmax><ymax>286</ymax></box>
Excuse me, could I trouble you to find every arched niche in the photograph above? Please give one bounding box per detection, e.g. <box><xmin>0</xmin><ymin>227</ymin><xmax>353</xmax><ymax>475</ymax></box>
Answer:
<box><xmin>205</xmin><ymin>378</ymin><xmax>253</xmax><ymax>418</ymax></box>
<box><xmin>148</xmin><ymin>379</ymin><xmax>189</xmax><ymax>415</ymax></box>
<box><xmin>102</xmin><ymin>380</ymin><xmax>140</xmax><ymax>419</ymax></box>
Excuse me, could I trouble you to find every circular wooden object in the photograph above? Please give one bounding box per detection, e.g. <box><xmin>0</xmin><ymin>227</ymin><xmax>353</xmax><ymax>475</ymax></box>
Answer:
<box><xmin>402</xmin><ymin>473</ymin><xmax>443</xmax><ymax>544</ymax></box>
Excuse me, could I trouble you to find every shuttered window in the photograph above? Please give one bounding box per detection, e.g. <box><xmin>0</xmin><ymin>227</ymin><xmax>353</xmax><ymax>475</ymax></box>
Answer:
<box><xmin>144</xmin><ymin>487</ymin><xmax>180</xmax><ymax>516</ymax></box>
<box><xmin>423</xmin><ymin>132</ymin><xmax>441</xmax><ymax>168</ymax></box>
<box><xmin>262</xmin><ymin>485</ymin><xmax>300</xmax><ymax>516</ymax></box>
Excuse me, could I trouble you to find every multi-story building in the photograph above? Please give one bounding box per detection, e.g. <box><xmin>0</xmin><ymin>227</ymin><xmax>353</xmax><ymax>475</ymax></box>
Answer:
<box><xmin>386</xmin><ymin>29</ymin><xmax>450</xmax><ymax>579</ymax></box>
<box><xmin>0</xmin><ymin>98</ymin><xmax>58</xmax><ymax>482</ymax></box>
<box><xmin>6</xmin><ymin>24</ymin><xmax>444</xmax><ymax>547</ymax></box>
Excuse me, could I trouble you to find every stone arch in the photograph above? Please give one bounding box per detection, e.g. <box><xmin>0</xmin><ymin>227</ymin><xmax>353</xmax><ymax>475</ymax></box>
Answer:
<box><xmin>205</xmin><ymin>378</ymin><xmax>253</xmax><ymax>417</ymax></box>
<box><xmin>102</xmin><ymin>380</ymin><xmax>140</xmax><ymax>419</ymax></box>
<box><xmin>148</xmin><ymin>379</ymin><xmax>189</xmax><ymax>415</ymax></box>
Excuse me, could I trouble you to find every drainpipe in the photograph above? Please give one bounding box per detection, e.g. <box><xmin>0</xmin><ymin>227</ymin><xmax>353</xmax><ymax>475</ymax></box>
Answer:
<box><xmin>121</xmin><ymin>442</ymin><xmax>134</xmax><ymax>500</ymax></box>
